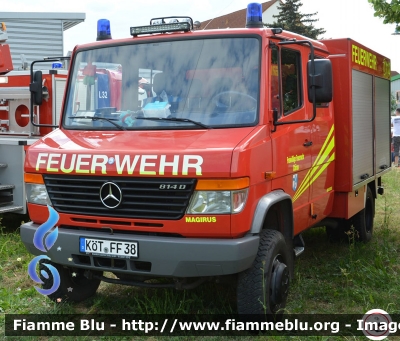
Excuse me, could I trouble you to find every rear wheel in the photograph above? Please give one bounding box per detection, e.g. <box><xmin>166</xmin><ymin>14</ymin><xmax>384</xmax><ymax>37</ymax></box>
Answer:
<box><xmin>352</xmin><ymin>186</ymin><xmax>374</xmax><ymax>242</ymax></box>
<box><xmin>237</xmin><ymin>229</ymin><xmax>291</xmax><ymax>315</ymax></box>
<box><xmin>39</xmin><ymin>260</ymin><xmax>102</xmax><ymax>302</ymax></box>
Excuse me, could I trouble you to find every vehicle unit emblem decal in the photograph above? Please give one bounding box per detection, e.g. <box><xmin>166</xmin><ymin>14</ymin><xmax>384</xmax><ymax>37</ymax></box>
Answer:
<box><xmin>292</xmin><ymin>174</ymin><xmax>298</xmax><ymax>192</ymax></box>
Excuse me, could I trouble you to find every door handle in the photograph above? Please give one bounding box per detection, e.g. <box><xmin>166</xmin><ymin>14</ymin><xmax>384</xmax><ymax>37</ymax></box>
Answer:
<box><xmin>303</xmin><ymin>141</ymin><xmax>313</xmax><ymax>147</ymax></box>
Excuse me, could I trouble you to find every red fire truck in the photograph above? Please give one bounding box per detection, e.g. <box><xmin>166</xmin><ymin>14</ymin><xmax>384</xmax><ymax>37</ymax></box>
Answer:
<box><xmin>20</xmin><ymin>3</ymin><xmax>391</xmax><ymax>315</ymax></box>
<box><xmin>0</xmin><ymin>22</ymin><xmax>68</xmax><ymax>215</ymax></box>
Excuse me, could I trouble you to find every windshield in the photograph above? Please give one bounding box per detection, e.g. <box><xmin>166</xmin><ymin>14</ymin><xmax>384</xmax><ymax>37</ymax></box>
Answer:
<box><xmin>63</xmin><ymin>37</ymin><xmax>260</xmax><ymax>130</ymax></box>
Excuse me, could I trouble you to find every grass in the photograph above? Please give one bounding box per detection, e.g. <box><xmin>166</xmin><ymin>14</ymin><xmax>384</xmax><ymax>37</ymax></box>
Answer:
<box><xmin>1</xmin><ymin>170</ymin><xmax>400</xmax><ymax>340</ymax></box>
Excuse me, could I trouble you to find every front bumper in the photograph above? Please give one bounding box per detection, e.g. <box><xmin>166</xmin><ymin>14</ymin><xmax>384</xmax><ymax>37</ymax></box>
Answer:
<box><xmin>20</xmin><ymin>222</ymin><xmax>259</xmax><ymax>277</ymax></box>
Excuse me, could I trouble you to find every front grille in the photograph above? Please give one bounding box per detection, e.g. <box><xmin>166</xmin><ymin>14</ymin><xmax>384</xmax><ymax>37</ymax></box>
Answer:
<box><xmin>44</xmin><ymin>175</ymin><xmax>196</xmax><ymax>220</ymax></box>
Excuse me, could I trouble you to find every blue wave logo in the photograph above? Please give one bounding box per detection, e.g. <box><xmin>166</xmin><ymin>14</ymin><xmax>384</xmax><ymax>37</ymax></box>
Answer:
<box><xmin>28</xmin><ymin>205</ymin><xmax>61</xmax><ymax>296</ymax></box>
<box><xmin>33</xmin><ymin>205</ymin><xmax>59</xmax><ymax>252</ymax></box>
<box><xmin>28</xmin><ymin>255</ymin><xmax>61</xmax><ymax>295</ymax></box>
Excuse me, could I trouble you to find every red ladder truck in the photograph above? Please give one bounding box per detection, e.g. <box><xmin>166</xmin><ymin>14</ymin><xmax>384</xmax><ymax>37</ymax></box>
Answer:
<box><xmin>0</xmin><ymin>22</ymin><xmax>68</xmax><ymax>215</ymax></box>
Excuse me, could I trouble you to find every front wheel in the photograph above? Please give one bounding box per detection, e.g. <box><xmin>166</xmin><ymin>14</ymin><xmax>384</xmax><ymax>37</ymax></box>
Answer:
<box><xmin>237</xmin><ymin>229</ymin><xmax>291</xmax><ymax>315</ymax></box>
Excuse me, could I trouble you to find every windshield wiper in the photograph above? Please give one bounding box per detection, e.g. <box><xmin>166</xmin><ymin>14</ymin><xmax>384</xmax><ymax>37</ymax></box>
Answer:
<box><xmin>135</xmin><ymin>117</ymin><xmax>212</xmax><ymax>129</ymax></box>
<box><xmin>68</xmin><ymin>116</ymin><xmax>126</xmax><ymax>131</ymax></box>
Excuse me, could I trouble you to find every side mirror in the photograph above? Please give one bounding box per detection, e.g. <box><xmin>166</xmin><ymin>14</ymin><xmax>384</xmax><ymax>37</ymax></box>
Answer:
<box><xmin>307</xmin><ymin>59</ymin><xmax>332</xmax><ymax>103</ymax></box>
<box><xmin>30</xmin><ymin>70</ymin><xmax>43</xmax><ymax>105</ymax></box>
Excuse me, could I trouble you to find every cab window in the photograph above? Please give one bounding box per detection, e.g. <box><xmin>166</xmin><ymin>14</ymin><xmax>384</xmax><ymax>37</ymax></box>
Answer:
<box><xmin>270</xmin><ymin>47</ymin><xmax>302</xmax><ymax>117</ymax></box>
<box><xmin>281</xmin><ymin>49</ymin><xmax>302</xmax><ymax>114</ymax></box>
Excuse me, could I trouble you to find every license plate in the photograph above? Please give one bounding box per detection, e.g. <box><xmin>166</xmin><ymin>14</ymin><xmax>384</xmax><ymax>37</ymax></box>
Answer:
<box><xmin>79</xmin><ymin>237</ymin><xmax>138</xmax><ymax>258</ymax></box>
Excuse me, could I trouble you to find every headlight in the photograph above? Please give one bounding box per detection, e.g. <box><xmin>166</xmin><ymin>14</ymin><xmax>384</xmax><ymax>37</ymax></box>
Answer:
<box><xmin>187</xmin><ymin>188</ymin><xmax>248</xmax><ymax>214</ymax></box>
<box><xmin>26</xmin><ymin>184</ymin><xmax>52</xmax><ymax>206</ymax></box>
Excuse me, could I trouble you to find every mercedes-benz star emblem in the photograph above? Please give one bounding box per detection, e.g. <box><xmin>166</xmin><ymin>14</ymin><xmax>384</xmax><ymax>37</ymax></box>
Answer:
<box><xmin>100</xmin><ymin>182</ymin><xmax>122</xmax><ymax>209</ymax></box>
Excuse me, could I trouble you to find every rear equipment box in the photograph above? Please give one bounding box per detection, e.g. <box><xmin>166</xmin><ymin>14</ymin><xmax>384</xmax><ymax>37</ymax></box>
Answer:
<box><xmin>322</xmin><ymin>38</ymin><xmax>391</xmax><ymax>192</ymax></box>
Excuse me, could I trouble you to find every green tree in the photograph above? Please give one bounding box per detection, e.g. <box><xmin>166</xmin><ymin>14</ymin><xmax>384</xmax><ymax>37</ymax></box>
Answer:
<box><xmin>392</xmin><ymin>92</ymin><xmax>398</xmax><ymax>114</ymax></box>
<box><xmin>265</xmin><ymin>0</ymin><xmax>326</xmax><ymax>39</ymax></box>
<box><xmin>368</xmin><ymin>0</ymin><xmax>400</xmax><ymax>25</ymax></box>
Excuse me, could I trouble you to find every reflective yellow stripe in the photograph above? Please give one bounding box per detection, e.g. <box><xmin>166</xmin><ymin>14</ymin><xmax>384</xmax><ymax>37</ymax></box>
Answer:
<box><xmin>294</xmin><ymin>134</ymin><xmax>335</xmax><ymax>200</ymax></box>
<box><xmin>293</xmin><ymin>125</ymin><xmax>335</xmax><ymax>202</ymax></box>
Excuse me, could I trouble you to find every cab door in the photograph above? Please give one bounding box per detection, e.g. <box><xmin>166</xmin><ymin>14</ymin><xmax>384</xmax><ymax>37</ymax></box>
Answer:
<box><xmin>308</xmin><ymin>97</ymin><xmax>335</xmax><ymax>224</ymax></box>
<box><xmin>270</xmin><ymin>43</ymin><xmax>313</xmax><ymax>235</ymax></box>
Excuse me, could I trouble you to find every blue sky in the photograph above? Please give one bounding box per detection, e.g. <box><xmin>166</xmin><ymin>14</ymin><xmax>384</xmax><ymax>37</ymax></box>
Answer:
<box><xmin>3</xmin><ymin>0</ymin><xmax>399</xmax><ymax>72</ymax></box>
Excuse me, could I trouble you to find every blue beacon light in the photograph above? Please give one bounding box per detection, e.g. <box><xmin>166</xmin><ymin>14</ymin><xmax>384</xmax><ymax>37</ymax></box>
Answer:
<box><xmin>245</xmin><ymin>3</ymin><xmax>263</xmax><ymax>28</ymax></box>
<box><xmin>97</xmin><ymin>19</ymin><xmax>112</xmax><ymax>41</ymax></box>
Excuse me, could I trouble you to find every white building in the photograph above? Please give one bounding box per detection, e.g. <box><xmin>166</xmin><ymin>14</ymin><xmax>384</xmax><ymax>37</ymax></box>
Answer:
<box><xmin>1</xmin><ymin>12</ymin><xmax>85</xmax><ymax>70</ymax></box>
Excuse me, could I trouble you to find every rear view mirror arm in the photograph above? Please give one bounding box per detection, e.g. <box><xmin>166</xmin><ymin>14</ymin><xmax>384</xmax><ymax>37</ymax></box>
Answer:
<box><xmin>29</xmin><ymin>58</ymin><xmax>69</xmax><ymax>128</ymax></box>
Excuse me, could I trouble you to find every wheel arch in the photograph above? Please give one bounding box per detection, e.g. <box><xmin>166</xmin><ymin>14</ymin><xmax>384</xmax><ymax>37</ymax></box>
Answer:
<box><xmin>250</xmin><ymin>190</ymin><xmax>294</xmax><ymax>243</ymax></box>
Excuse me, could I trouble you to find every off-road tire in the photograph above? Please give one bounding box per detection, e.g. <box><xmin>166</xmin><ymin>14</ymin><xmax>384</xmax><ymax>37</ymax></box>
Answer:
<box><xmin>39</xmin><ymin>260</ymin><xmax>102</xmax><ymax>302</ymax></box>
<box><xmin>352</xmin><ymin>186</ymin><xmax>374</xmax><ymax>243</ymax></box>
<box><xmin>237</xmin><ymin>229</ymin><xmax>290</xmax><ymax>315</ymax></box>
